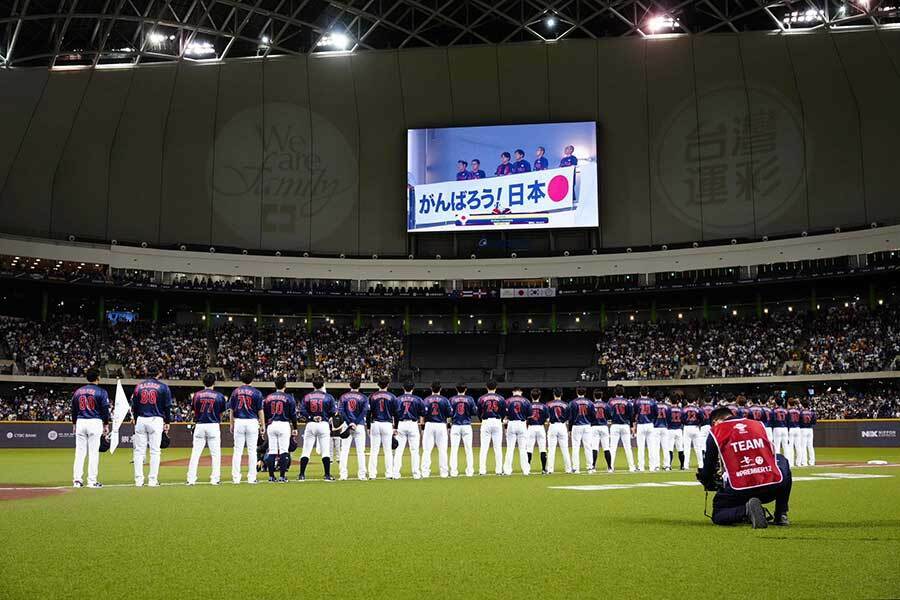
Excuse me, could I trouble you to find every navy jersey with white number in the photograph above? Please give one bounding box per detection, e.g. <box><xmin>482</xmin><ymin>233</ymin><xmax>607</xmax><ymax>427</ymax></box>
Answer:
<box><xmin>568</xmin><ymin>397</ymin><xmax>595</xmax><ymax>427</ymax></box>
<box><xmin>593</xmin><ymin>400</ymin><xmax>609</xmax><ymax>426</ymax></box>
<box><xmin>527</xmin><ymin>402</ymin><xmax>549</xmax><ymax>426</ymax></box>
<box><xmin>634</xmin><ymin>397</ymin><xmax>657</xmax><ymax>425</ymax></box>
<box><xmin>546</xmin><ymin>400</ymin><xmax>568</xmax><ymax>424</ymax></box>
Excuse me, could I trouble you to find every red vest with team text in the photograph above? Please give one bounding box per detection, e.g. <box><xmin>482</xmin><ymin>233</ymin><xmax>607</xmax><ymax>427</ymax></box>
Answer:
<box><xmin>711</xmin><ymin>418</ymin><xmax>783</xmax><ymax>491</ymax></box>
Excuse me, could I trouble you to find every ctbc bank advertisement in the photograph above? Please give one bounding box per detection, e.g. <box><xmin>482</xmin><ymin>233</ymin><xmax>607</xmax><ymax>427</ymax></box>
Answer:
<box><xmin>0</xmin><ymin>424</ymin><xmax>196</xmax><ymax>448</ymax></box>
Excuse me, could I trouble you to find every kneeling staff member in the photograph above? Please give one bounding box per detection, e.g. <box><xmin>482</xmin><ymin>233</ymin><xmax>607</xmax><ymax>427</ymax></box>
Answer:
<box><xmin>697</xmin><ymin>407</ymin><xmax>792</xmax><ymax>529</ymax></box>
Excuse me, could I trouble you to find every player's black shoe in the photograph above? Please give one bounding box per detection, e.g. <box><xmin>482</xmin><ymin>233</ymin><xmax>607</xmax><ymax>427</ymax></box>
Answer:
<box><xmin>268</xmin><ymin>476</ymin><xmax>276</xmax><ymax>483</ymax></box>
<box><xmin>298</xmin><ymin>474</ymin><xmax>306</xmax><ymax>481</ymax></box>
<box><xmin>774</xmin><ymin>513</ymin><xmax>790</xmax><ymax>526</ymax></box>
<box><xmin>278</xmin><ymin>477</ymin><xmax>287</xmax><ymax>483</ymax></box>
<box><xmin>87</xmin><ymin>482</ymin><xmax>103</xmax><ymax>489</ymax></box>
<box><xmin>73</xmin><ymin>480</ymin><xmax>83</xmax><ymax>488</ymax></box>
<box><xmin>323</xmin><ymin>475</ymin><xmax>335</xmax><ymax>482</ymax></box>
<box><xmin>746</xmin><ymin>498</ymin><xmax>768</xmax><ymax>529</ymax></box>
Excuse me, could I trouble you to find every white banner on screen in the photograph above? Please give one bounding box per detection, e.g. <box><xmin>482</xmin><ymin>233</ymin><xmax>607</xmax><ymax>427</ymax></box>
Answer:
<box><xmin>500</xmin><ymin>287</ymin><xmax>557</xmax><ymax>298</ymax></box>
<box><xmin>407</xmin><ymin>164</ymin><xmax>598</xmax><ymax>232</ymax></box>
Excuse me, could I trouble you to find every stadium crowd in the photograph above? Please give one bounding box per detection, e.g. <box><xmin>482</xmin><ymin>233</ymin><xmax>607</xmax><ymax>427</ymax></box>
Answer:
<box><xmin>108</xmin><ymin>322</ymin><xmax>209</xmax><ymax>380</ymax></box>
<box><xmin>215</xmin><ymin>325</ymin><xmax>310</xmax><ymax>382</ymax></box>
<box><xmin>312</xmin><ymin>325</ymin><xmax>404</xmax><ymax>381</ymax></box>
<box><xmin>596</xmin><ymin>305</ymin><xmax>899</xmax><ymax>380</ymax></box>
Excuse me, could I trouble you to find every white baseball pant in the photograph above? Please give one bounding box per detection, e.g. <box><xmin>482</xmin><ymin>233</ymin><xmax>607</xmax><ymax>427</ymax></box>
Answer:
<box><xmin>635</xmin><ymin>423</ymin><xmax>654</xmax><ymax>471</ymax></box>
<box><xmin>773</xmin><ymin>427</ymin><xmax>791</xmax><ymax>464</ymax></box>
<box><xmin>368</xmin><ymin>421</ymin><xmax>395</xmax><ymax>478</ymax></box>
<box><xmin>528</xmin><ymin>425</ymin><xmax>548</xmax><ymax>453</ymax></box>
<box><xmin>790</xmin><ymin>428</ymin><xmax>804</xmax><ymax>466</ymax></box>
<box><xmin>302</xmin><ymin>421</ymin><xmax>332</xmax><ymax>458</ymax></box>
<box><xmin>266</xmin><ymin>421</ymin><xmax>291</xmax><ymax>455</ymax></box>
<box><xmin>133</xmin><ymin>416</ymin><xmax>164</xmax><ymax>486</ymax></box>
<box><xmin>73</xmin><ymin>419</ymin><xmax>103</xmax><ymax>486</ymax></box>
<box><xmin>449</xmin><ymin>424</ymin><xmax>474</xmax><ymax>477</ymax></box>
<box><xmin>682</xmin><ymin>425</ymin><xmax>704</xmax><ymax>469</ymax></box>
<box><xmin>649</xmin><ymin>426</ymin><xmax>665</xmax><ymax>471</ymax></box>
<box><xmin>339</xmin><ymin>424</ymin><xmax>367</xmax><ymax>480</ymax></box>
<box><xmin>479</xmin><ymin>418</ymin><xmax>503</xmax><ymax>475</ymax></box>
<box><xmin>232</xmin><ymin>418</ymin><xmax>260</xmax><ymax>484</ymax></box>
<box><xmin>591</xmin><ymin>425</ymin><xmax>610</xmax><ymax>452</ymax></box>
<box><xmin>546</xmin><ymin>422</ymin><xmax>572</xmax><ymax>474</ymax></box>
<box><xmin>421</xmin><ymin>422</ymin><xmax>450</xmax><ymax>477</ymax></box>
<box><xmin>571</xmin><ymin>425</ymin><xmax>593</xmax><ymax>472</ymax></box>
<box><xmin>803</xmin><ymin>428</ymin><xmax>815</xmax><ymax>466</ymax></box>
<box><xmin>187</xmin><ymin>422</ymin><xmax>222</xmax><ymax>484</ymax></box>
<box><xmin>393</xmin><ymin>420</ymin><xmax>421</xmax><ymax>479</ymax></box>
<box><xmin>608</xmin><ymin>424</ymin><xmax>635</xmax><ymax>471</ymax></box>
<box><xmin>503</xmin><ymin>420</ymin><xmax>530</xmax><ymax>475</ymax></box>
<box><xmin>765</xmin><ymin>427</ymin><xmax>774</xmax><ymax>444</ymax></box>
<box><xmin>662</xmin><ymin>429</ymin><xmax>684</xmax><ymax>469</ymax></box>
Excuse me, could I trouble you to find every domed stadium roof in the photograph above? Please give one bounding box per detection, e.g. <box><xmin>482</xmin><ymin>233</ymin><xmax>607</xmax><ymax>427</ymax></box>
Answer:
<box><xmin>1</xmin><ymin>0</ymin><xmax>896</xmax><ymax>68</ymax></box>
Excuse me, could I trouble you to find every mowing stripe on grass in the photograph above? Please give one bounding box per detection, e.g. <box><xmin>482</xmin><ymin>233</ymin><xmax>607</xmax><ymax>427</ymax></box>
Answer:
<box><xmin>549</xmin><ymin>472</ymin><xmax>892</xmax><ymax>491</ymax></box>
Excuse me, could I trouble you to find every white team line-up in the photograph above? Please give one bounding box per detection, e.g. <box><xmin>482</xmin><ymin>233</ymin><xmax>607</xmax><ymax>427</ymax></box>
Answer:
<box><xmin>1</xmin><ymin>471</ymin><xmax>893</xmax><ymax>493</ymax></box>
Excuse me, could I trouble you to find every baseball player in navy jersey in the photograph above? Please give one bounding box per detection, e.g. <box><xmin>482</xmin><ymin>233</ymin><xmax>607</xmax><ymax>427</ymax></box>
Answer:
<box><xmin>700</xmin><ymin>399</ymin><xmax>714</xmax><ymax>446</ymax></box>
<box><xmin>478</xmin><ymin>381</ymin><xmax>506</xmax><ymax>476</ymax></box>
<box><xmin>663</xmin><ymin>398</ymin><xmax>685</xmax><ymax>471</ymax></box>
<box><xmin>591</xmin><ymin>388</ymin><xmax>611</xmax><ymax>472</ymax></box>
<box><xmin>187</xmin><ymin>373</ymin><xmax>228</xmax><ymax>485</ymax></box>
<box><xmin>338</xmin><ymin>378</ymin><xmax>369</xmax><ymax>481</ymax></box>
<box><xmin>262</xmin><ymin>376</ymin><xmax>298</xmax><ymax>482</ymax></box>
<box><xmin>771</xmin><ymin>401</ymin><xmax>791</xmax><ymax>461</ymax></box>
<box><xmin>368</xmin><ymin>376</ymin><xmax>398</xmax><ymax>480</ymax></box>
<box><xmin>607</xmin><ymin>385</ymin><xmax>636</xmax><ymax>473</ymax></box>
<box><xmin>449</xmin><ymin>383</ymin><xmax>477</xmax><ymax>477</ymax></box>
<box><xmin>526</xmin><ymin>388</ymin><xmax>549</xmax><ymax>475</ymax></box>
<box><xmin>503</xmin><ymin>386</ymin><xmax>532</xmax><ymax>475</ymax></box>
<box><xmin>299</xmin><ymin>376</ymin><xmax>336</xmax><ymax>481</ymax></box>
<box><xmin>229</xmin><ymin>370</ymin><xmax>265</xmax><ymax>485</ymax></box>
<box><xmin>787</xmin><ymin>398</ymin><xmax>803</xmax><ymax>467</ymax></box>
<box><xmin>762</xmin><ymin>400</ymin><xmax>774</xmax><ymax>443</ymax></box>
<box><xmin>649</xmin><ymin>396</ymin><xmax>669</xmax><ymax>472</ymax></box>
<box><xmin>569</xmin><ymin>387</ymin><xmax>596</xmax><ymax>473</ymax></box>
<box><xmin>800</xmin><ymin>401</ymin><xmax>816</xmax><ymax>467</ymax></box>
<box><xmin>130</xmin><ymin>366</ymin><xmax>173</xmax><ymax>487</ymax></box>
<box><xmin>633</xmin><ymin>387</ymin><xmax>657</xmax><ymax>472</ymax></box>
<box><xmin>71</xmin><ymin>368</ymin><xmax>110</xmax><ymax>488</ymax></box>
<box><xmin>545</xmin><ymin>388</ymin><xmax>573</xmax><ymax>474</ymax></box>
<box><xmin>393</xmin><ymin>381</ymin><xmax>425</xmax><ymax>479</ymax></box>
<box><xmin>681</xmin><ymin>399</ymin><xmax>704</xmax><ymax>470</ymax></box>
<box><xmin>421</xmin><ymin>382</ymin><xmax>452</xmax><ymax>478</ymax></box>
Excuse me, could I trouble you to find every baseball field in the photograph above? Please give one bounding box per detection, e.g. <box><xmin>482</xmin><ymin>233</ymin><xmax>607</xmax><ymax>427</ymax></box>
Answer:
<box><xmin>0</xmin><ymin>447</ymin><xmax>898</xmax><ymax>599</ymax></box>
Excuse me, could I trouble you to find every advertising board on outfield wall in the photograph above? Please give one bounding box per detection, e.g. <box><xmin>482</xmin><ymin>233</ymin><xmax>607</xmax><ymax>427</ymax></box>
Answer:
<box><xmin>1</xmin><ymin>421</ymin><xmax>899</xmax><ymax>449</ymax></box>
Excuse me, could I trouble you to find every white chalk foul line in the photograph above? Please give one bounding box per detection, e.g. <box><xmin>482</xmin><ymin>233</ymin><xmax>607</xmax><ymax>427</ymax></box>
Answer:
<box><xmin>549</xmin><ymin>472</ymin><xmax>893</xmax><ymax>491</ymax></box>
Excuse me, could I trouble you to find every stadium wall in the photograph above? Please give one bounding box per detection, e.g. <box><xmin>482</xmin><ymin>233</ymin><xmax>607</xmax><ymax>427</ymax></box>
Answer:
<box><xmin>1</xmin><ymin>30</ymin><xmax>899</xmax><ymax>255</ymax></box>
<box><xmin>0</xmin><ymin>421</ymin><xmax>897</xmax><ymax>449</ymax></box>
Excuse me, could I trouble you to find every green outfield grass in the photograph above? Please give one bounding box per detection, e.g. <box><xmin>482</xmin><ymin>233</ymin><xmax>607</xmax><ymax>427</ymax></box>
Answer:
<box><xmin>1</xmin><ymin>447</ymin><xmax>898</xmax><ymax>599</ymax></box>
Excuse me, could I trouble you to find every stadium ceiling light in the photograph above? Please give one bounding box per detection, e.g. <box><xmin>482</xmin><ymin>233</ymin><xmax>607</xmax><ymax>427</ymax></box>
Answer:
<box><xmin>629</xmin><ymin>315</ymin><xmax>635</xmax><ymax>321</ymax></box>
<box><xmin>317</xmin><ymin>32</ymin><xmax>351</xmax><ymax>50</ymax></box>
<box><xmin>477</xmin><ymin>319</ymin><xmax>483</xmax><ymax>325</ymax></box>
<box><xmin>575</xmin><ymin>317</ymin><xmax>581</xmax><ymax>323</ymax></box>
<box><xmin>527</xmin><ymin>318</ymin><xmax>533</xmax><ymax>324</ymax></box>
<box><xmin>185</xmin><ymin>40</ymin><xmax>216</xmax><ymax>57</ymax></box>
<box><xmin>545</xmin><ymin>16</ymin><xmax>557</xmax><ymax>28</ymax></box>
<box><xmin>380</xmin><ymin>319</ymin><xmax>385</xmax><ymax>325</ymax></box>
<box><xmin>428</xmin><ymin>320</ymin><xmax>433</xmax><ymax>326</ymax></box>
<box><xmin>678</xmin><ymin>313</ymin><xmax>683</xmax><ymax>319</ymax></box>
<box><xmin>788</xmin><ymin>306</ymin><xmax>794</xmax><ymax>312</ymax></box>
<box><xmin>764</xmin><ymin>308</ymin><xmax>769</xmax><ymax>314</ymax></box>
<box><xmin>878</xmin><ymin>299</ymin><xmax>884</xmax><ymax>305</ymax></box>
<box><xmin>279</xmin><ymin>318</ymin><xmax>284</xmax><ymax>323</ymax></box>
<box><xmin>732</xmin><ymin>310</ymin><xmax>738</xmax><ymax>316</ymax></box>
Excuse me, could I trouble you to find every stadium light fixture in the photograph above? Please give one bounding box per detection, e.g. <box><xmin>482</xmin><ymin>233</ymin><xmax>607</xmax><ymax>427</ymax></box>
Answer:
<box><xmin>228</xmin><ymin>316</ymin><xmax>233</xmax><ymax>322</ymax></box>
<box><xmin>629</xmin><ymin>314</ymin><xmax>635</xmax><ymax>321</ymax></box>
<box><xmin>647</xmin><ymin>15</ymin><xmax>679</xmax><ymax>33</ymax></box>
<box><xmin>477</xmin><ymin>319</ymin><xmax>482</xmax><ymax>325</ymax></box>
<box><xmin>788</xmin><ymin>306</ymin><xmax>794</xmax><ymax>312</ymax></box>
<box><xmin>545</xmin><ymin>16</ymin><xmax>557</xmax><ymax>28</ymax></box>
<box><xmin>677</xmin><ymin>313</ymin><xmax>683</xmax><ymax>319</ymax></box>
<box><xmin>878</xmin><ymin>299</ymin><xmax>884</xmax><ymax>305</ymax></box>
<box><xmin>845</xmin><ymin>302</ymin><xmax>850</xmax><ymax>307</ymax></box>
<box><xmin>201</xmin><ymin>315</ymin><xmax>206</xmax><ymax>321</ymax></box>
<box><xmin>575</xmin><ymin>317</ymin><xmax>581</xmax><ymax>323</ymax></box>
<box><xmin>428</xmin><ymin>320</ymin><xmax>433</xmax><ymax>326</ymax></box>
<box><xmin>527</xmin><ymin>318</ymin><xmax>533</xmax><ymax>325</ymax></box>
<box><xmin>317</xmin><ymin>32</ymin><xmax>351</xmax><ymax>51</ymax></box>
<box><xmin>279</xmin><ymin>318</ymin><xmax>284</xmax><ymax>323</ymax></box>
<box><xmin>732</xmin><ymin>310</ymin><xmax>738</xmax><ymax>316</ymax></box>
<box><xmin>764</xmin><ymin>308</ymin><xmax>769</xmax><ymax>314</ymax></box>
<box><xmin>380</xmin><ymin>319</ymin><xmax>385</xmax><ymax>325</ymax></box>
<box><xmin>185</xmin><ymin>40</ymin><xmax>216</xmax><ymax>57</ymax></box>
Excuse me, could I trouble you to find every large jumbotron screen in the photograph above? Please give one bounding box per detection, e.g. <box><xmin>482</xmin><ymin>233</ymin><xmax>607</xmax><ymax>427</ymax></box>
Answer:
<box><xmin>406</xmin><ymin>121</ymin><xmax>599</xmax><ymax>233</ymax></box>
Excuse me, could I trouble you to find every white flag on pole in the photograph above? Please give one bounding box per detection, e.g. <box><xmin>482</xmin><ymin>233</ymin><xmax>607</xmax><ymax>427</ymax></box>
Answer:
<box><xmin>108</xmin><ymin>379</ymin><xmax>130</xmax><ymax>454</ymax></box>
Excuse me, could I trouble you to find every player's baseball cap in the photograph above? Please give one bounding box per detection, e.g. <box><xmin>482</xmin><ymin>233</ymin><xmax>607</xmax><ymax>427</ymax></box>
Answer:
<box><xmin>391</xmin><ymin>437</ymin><xmax>399</xmax><ymax>450</ymax></box>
